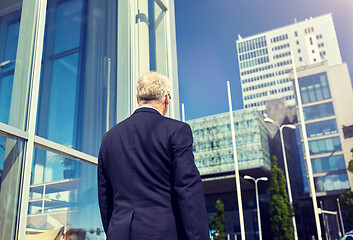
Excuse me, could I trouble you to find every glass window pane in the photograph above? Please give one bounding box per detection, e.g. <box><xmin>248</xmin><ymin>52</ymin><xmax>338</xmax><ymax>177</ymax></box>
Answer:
<box><xmin>306</xmin><ymin>119</ymin><xmax>338</xmax><ymax>137</ymax></box>
<box><xmin>308</xmin><ymin>137</ymin><xmax>341</xmax><ymax>155</ymax></box>
<box><xmin>0</xmin><ymin>0</ymin><xmax>38</xmax><ymax>130</ymax></box>
<box><xmin>303</xmin><ymin>102</ymin><xmax>335</xmax><ymax>121</ymax></box>
<box><xmin>339</xmin><ymin>174</ymin><xmax>349</xmax><ymax>189</ymax></box>
<box><xmin>298</xmin><ymin>72</ymin><xmax>331</xmax><ymax>104</ymax></box>
<box><xmin>324</xmin><ymin>175</ymin><xmax>333</xmax><ymax>191</ymax></box>
<box><xmin>54</xmin><ymin>0</ymin><xmax>83</xmax><ymax>54</ymax></box>
<box><xmin>151</xmin><ymin>0</ymin><xmax>168</xmax><ymax>75</ymax></box>
<box><xmin>4</xmin><ymin>21</ymin><xmax>20</xmax><ymax>72</ymax></box>
<box><xmin>315</xmin><ymin>177</ymin><xmax>323</xmax><ymax>192</ymax></box>
<box><xmin>27</xmin><ymin>148</ymin><xmax>104</xmax><ymax>239</ymax></box>
<box><xmin>48</xmin><ymin>54</ymin><xmax>79</xmax><ymax>146</ymax></box>
<box><xmin>0</xmin><ymin>135</ymin><xmax>25</xmax><ymax>239</ymax></box>
<box><xmin>0</xmin><ymin>75</ymin><xmax>13</xmax><ymax>124</ymax></box>
<box><xmin>37</xmin><ymin>0</ymin><xmax>118</xmax><ymax>157</ymax></box>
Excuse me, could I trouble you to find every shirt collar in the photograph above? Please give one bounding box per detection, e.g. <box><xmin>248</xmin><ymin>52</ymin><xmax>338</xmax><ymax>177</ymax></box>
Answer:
<box><xmin>137</xmin><ymin>105</ymin><xmax>162</xmax><ymax>115</ymax></box>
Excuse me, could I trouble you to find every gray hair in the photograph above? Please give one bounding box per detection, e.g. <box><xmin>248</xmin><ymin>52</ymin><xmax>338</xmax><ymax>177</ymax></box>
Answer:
<box><xmin>137</xmin><ymin>72</ymin><xmax>171</xmax><ymax>102</ymax></box>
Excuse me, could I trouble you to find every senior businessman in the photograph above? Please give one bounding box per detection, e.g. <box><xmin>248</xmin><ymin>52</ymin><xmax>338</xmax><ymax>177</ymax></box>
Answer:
<box><xmin>98</xmin><ymin>72</ymin><xmax>210</xmax><ymax>240</ymax></box>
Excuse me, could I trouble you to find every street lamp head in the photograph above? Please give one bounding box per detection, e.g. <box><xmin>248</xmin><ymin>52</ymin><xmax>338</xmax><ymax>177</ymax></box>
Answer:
<box><xmin>285</xmin><ymin>124</ymin><xmax>296</xmax><ymax>130</ymax></box>
<box><xmin>264</xmin><ymin>117</ymin><xmax>274</xmax><ymax>124</ymax></box>
<box><xmin>244</xmin><ymin>175</ymin><xmax>253</xmax><ymax>180</ymax></box>
<box><xmin>259</xmin><ymin>177</ymin><xmax>268</xmax><ymax>182</ymax></box>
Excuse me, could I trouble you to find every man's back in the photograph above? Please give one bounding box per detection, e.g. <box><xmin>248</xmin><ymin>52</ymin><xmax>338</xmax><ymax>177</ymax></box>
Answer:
<box><xmin>98</xmin><ymin>107</ymin><xmax>210</xmax><ymax>240</ymax></box>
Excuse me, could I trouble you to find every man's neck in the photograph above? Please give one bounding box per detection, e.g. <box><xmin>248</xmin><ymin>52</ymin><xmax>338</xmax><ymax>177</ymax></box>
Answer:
<box><xmin>138</xmin><ymin>104</ymin><xmax>163</xmax><ymax>115</ymax></box>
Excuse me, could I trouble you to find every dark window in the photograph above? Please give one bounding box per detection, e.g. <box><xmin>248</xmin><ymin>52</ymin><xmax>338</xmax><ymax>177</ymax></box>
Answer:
<box><xmin>302</xmin><ymin>102</ymin><xmax>335</xmax><ymax>120</ymax></box>
<box><xmin>298</xmin><ymin>72</ymin><xmax>331</xmax><ymax>104</ymax></box>
<box><xmin>308</xmin><ymin>137</ymin><xmax>341</xmax><ymax>155</ymax></box>
<box><xmin>306</xmin><ymin>119</ymin><xmax>338</xmax><ymax>137</ymax></box>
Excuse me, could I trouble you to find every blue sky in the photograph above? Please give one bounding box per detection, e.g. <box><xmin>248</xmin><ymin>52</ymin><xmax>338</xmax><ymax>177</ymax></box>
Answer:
<box><xmin>175</xmin><ymin>0</ymin><xmax>353</xmax><ymax>120</ymax></box>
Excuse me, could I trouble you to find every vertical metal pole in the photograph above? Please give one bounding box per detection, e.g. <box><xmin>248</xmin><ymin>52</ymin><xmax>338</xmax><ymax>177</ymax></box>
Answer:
<box><xmin>255</xmin><ymin>179</ymin><xmax>262</xmax><ymax>240</ymax></box>
<box><xmin>280</xmin><ymin>126</ymin><xmax>298</xmax><ymax>240</ymax></box>
<box><xmin>41</xmin><ymin>185</ymin><xmax>46</xmax><ymax>214</ymax></box>
<box><xmin>337</xmin><ymin>198</ymin><xmax>345</xmax><ymax>235</ymax></box>
<box><xmin>227</xmin><ymin>81</ymin><xmax>245</xmax><ymax>240</ymax></box>
<box><xmin>335</xmin><ymin>211</ymin><xmax>342</xmax><ymax>238</ymax></box>
<box><xmin>320</xmin><ymin>201</ymin><xmax>329</xmax><ymax>240</ymax></box>
<box><xmin>291</xmin><ymin>49</ymin><xmax>322</xmax><ymax>240</ymax></box>
<box><xmin>181</xmin><ymin>103</ymin><xmax>185</xmax><ymax>122</ymax></box>
<box><xmin>106</xmin><ymin>58</ymin><xmax>111</xmax><ymax>132</ymax></box>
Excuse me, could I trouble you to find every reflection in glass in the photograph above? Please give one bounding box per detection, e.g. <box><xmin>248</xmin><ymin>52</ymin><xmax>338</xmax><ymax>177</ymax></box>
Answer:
<box><xmin>0</xmin><ymin>135</ymin><xmax>25</xmax><ymax>239</ymax></box>
<box><xmin>308</xmin><ymin>136</ymin><xmax>341</xmax><ymax>155</ymax></box>
<box><xmin>54</xmin><ymin>0</ymin><xmax>83</xmax><ymax>54</ymax></box>
<box><xmin>27</xmin><ymin>148</ymin><xmax>104</xmax><ymax>239</ymax></box>
<box><xmin>47</xmin><ymin>53</ymin><xmax>79</xmax><ymax>146</ymax></box>
<box><xmin>37</xmin><ymin>0</ymin><xmax>118</xmax><ymax>157</ymax></box>
<box><xmin>306</xmin><ymin>119</ymin><xmax>338</xmax><ymax>138</ymax></box>
<box><xmin>0</xmin><ymin>17</ymin><xmax>20</xmax><ymax>125</ymax></box>
<box><xmin>148</xmin><ymin>0</ymin><xmax>168</xmax><ymax>75</ymax></box>
<box><xmin>314</xmin><ymin>173</ymin><xmax>349</xmax><ymax>192</ymax></box>
<box><xmin>0</xmin><ymin>75</ymin><xmax>13</xmax><ymax>124</ymax></box>
<box><xmin>311</xmin><ymin>155</ymin><xmax>346</xmax><ymax>173</ymax></box>
<box><xmin>302</xmin><ymin>102</ymin><xmax>335</xmax><ymax>121</ymax></box>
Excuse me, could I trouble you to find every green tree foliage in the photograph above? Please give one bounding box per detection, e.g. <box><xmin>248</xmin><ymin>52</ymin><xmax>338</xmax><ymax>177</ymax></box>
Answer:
<box><xmin>348</xmin><ymin>160</ymin><xmax>353</xmax><ymax>173</ymax></box>
<box><xmin>269</xmin><ymin>156</ymin><xmax>294</xmax><ymax>240</ymax></box>
<box><xmin>209</xmin><ymin>198</ymin><xmax>226</xmax><ymax>240</ymax></box>
<box><xmin>339</xmin><ymin>190</ymin><xmax>353</xmax><ymax>229</ymax></box>
<box><xmin>348</xmin><ymin>147</ymin><xmax>353</xmax><ymax>173</ymax></box>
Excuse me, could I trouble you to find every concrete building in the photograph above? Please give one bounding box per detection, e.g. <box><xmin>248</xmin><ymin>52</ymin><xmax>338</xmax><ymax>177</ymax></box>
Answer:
<box><xmin>236</xmin><ymin>13</ymin><xmax>342</xmax><ymax>114</ymax></box>
<box><xmin>187</xmin><ymin>108</ymin><xmax>272</xmax><ymax>240</ymax></box>
<box><xmin>0</xmin><ymin>1</ymin><xmax>179</xmax><ymax>239</ymax></box>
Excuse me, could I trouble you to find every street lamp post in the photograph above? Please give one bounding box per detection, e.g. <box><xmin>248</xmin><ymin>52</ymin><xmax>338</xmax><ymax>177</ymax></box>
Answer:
<box><xmin>244</xmin><ymin>175</ymin><xmax>268</xmax><ymax>240</ymax></box>
<box><xmin>264</xmin><ymin>117</ymin><xmax>298</xmax><ymax>240</ymax></box>
<box><xmin>227</xmin><ymin>81</ymin><xmax>246</xmax><ymax>240</ymax></box>
<box><xmin>291</xmin><ymin>49</ymin><xmax>322</xmax><ymax>240</ymax></box>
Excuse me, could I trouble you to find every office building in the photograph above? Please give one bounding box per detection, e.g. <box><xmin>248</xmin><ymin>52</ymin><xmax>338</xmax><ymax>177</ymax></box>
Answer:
<box><xmin>187</xmin><ymin>108</ymin><xmax>272</xmax><ymax>240</ymax></box>
<box><xmin>0</xmin><ymin>0</ymin><xmax>179</xmax><ymax>239</ymax></box>
<box><xmin>265</xmin><ymin>61</ymin><xmax>353</xmax><ymax>239</ymax></box>
<box><xmin>236</xmin><ymin>13</ymin><xmax>342</xmax><ymax>114</ymax></box>
<box><xmin>293</xmin><ymin>62</ymin><xmax>353</xmax><ymax>196</ymax></box>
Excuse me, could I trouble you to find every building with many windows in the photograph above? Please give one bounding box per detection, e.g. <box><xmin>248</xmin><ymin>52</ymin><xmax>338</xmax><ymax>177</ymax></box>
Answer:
<box><xmin>187</xmin><ymin>109</ymin><xmax>272</xmax><ymax>240</ymax></box>
<box><xmin>294</xmin><ymin>62</ymin><xmax>353</xmax><ymax>196</ymax></box>
<box><xmin>236</xmin><ymin>13</ymin><xmax>342</xmax><ymax>114</ymax></box>
<box><xmin>265</xmin><ymin>61</ymin><xmax>353</xmax><ymax>239</ymax></box>
<box><xmin>0</xmin><ymin>0</ymin><xmax>179</xmax><ymax>239</ymax></box>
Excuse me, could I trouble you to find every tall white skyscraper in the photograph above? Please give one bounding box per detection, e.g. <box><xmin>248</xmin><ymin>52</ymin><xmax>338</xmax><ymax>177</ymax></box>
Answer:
<box><xmin>236</xmin><ymin>13</ymin><xmax>342</xmax><ymax>114</ymax></box>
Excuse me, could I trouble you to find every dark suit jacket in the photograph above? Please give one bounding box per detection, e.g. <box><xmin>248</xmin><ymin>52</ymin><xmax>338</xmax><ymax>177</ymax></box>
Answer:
<box><xmin>98</xmin><ymin>107</ymin><xmax>210</xmax><ymax>240</ymax></box>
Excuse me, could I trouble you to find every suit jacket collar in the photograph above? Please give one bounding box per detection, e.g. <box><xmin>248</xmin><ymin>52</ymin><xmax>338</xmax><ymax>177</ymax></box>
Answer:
<box><xmin>133</xmin><ymin>106</ymin><xmax>162</xmax><ymax>115</ymax></box>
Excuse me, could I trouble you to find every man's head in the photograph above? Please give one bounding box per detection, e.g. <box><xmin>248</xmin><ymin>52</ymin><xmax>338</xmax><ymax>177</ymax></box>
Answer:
<box><xmin>137</xmin><ymin>72</ymin><xmax>171</xmax><ymax>116</ymax></box>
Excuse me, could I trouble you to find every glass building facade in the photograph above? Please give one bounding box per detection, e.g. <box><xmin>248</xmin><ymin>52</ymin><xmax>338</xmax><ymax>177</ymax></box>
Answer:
<box><xmin>187</xmin><ymin>109</ymin><xmax>272</xmax><ymax>240</ymax></box>
<box><xmin>0</xmin><ymin>0</ymin><xmax>179</xmax><ymax>239</ymax></box>
<box><xmin>295</xmin><ymin>71</ymin><xmax>349</xmax><ymax>195</ymax></box>
<box><xmin>187</xmin><ymin>109</ymin><xmax>271</xmax><ymax>176</ymax></box>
